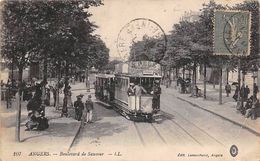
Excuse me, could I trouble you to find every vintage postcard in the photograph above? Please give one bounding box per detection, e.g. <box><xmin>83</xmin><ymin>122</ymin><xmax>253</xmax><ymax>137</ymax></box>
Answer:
<box><xmin>0</xmin><ymin>0</ymin><xmax>260</xmax><ymax>161</ymax></box>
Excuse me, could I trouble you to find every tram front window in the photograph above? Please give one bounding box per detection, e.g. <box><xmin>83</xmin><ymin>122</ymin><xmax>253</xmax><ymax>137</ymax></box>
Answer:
<box><xmin>130</xmin><ymin>77</ymin><xmax>160</xmax><ymax>96</ymax></box>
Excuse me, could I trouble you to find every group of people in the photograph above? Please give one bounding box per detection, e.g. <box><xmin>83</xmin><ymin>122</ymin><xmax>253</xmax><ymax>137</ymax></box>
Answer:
<box><xmin>177</xmin><ymin>77</ymin><xmax>191</xmax><ymax>94</ymax></box>
<box><xmin>73</xmin><ymin>94</ymin><xmax>94</xmax><ymax>124</ymax></box>
<box><xmin>75</xmin><ymin>73</ymin><xmax>86</xmax><ymax>83</ymax></box>
<box><xmin>25</xmin><ymin>83</ymin><xmax>49</xmax><ymax>131</ymax></box>
<box><xmin>226</xmin><ymin>82</ymin><xmax>260</xmax><ymax>119</ymax></box>
<box><xmin>127</xmin><ymin>80</ymin><xmax>161</xmax><ymax>111</ymax></box>
<box><xmin>230</xmin><ymin>83</ymin><xmax>259</xmax><ymax>101</ymax></box>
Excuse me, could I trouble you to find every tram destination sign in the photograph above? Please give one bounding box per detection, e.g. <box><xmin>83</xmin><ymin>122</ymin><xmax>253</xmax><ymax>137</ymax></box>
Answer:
<box><xmin>128</xmin><ymin>61</ymin><xmax>161</xmax><ymax>76</ymax></box>
<box><xmin>115</xmin><ymin>61</ymin><xmax>161</xmax><ymax>76</ymax></box>
<box><xmin>213</xmin><ymin>10</ymin><xmax>251</xmax><ymax>56</ymax></box>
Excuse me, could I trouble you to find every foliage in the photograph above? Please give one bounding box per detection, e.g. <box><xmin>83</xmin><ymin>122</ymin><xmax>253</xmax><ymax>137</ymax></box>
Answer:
<box><xmin>1</xmin><ymin>0</ymin><xmax>109</xmax><ymax>78</ymax></box>
<box><xmin>129</xmin><ymin>35</ymin><xmax>166</xmax><ymax>63</ymax></box>
<box><xmin>102</xmin><ymin>59</ymin><xmax>123</xmax><ymax>71</ymax></box>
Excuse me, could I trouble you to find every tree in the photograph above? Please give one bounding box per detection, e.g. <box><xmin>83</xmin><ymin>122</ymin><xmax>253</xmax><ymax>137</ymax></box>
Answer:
<box><xmin>0</xmin><ymin>0</ymin><xmax>105</xmax><ymax>141</ymax></box>
<box><xmin>129</xmin><ymin>35</ymin><xmax>166</xmax><ymax>63</ymax></box>
<box><xmin>103</xmin><ymin>59</ymin><xmax>123</xmax><ymax>72</ymax></box>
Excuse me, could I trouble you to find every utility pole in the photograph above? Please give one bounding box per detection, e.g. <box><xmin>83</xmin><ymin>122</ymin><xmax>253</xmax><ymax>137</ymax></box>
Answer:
<box><xmin>236</xmin><ymin>58</ymin><xmax>241</xmax><ymax>110</ymax></box>
<box><xmin>219</xmin><ymin>59</ymin><xmax>223</xmax><ymax>105</ymax></box>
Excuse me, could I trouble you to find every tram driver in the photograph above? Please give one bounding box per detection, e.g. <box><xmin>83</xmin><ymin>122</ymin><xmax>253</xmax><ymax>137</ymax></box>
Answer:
<box><xmin>151</xmin><ymin>80</ymin><xmax>161</xmax><ymax>111</ymax></box>
<box><xmin>133</xmin><ymin>82</ymin><xmax>147</xmax><ymax>111</ymax></box>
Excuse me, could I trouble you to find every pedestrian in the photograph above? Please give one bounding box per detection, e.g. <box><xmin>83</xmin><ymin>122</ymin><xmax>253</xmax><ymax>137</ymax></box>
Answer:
<box><xmin>253</xmin><ymin>83</ymin><xmax>259</xmax><ymax>99</ymax></box>
<box><xmin>74</xmin><ymin>94</ymin><xmax>84</xmax><ymax>121</ymax></box>
<box><xmin>67</xmin><ymin>86</ymin><xmax>73</xmax><ymax>107</ymax></box>
<box><xmin>86</xmin><ymin>78</ymin><xmax>90</xmax><ymax>92</ymax></box>
<box><xmin>165</xmin><ymin>75</ymin><xmax>169</xmax><ymax>88</ymax></box>
<box><xmin>240</xmin><ymin>85</ymin><xmax>245</xmax><ymax>101</ymax></box>
<box><xmin>103</xmin><ymin>82</ymin><xmax>109</xmax><ymax>102</ymax></box>
<box><xmin>233</xmin><ymin>85</ymin><xmax>239</xmax><ymax>101</ymax></box>
<box><xmin>51</xmin><ymin>85</ymin><xmax>57</xmax><ymax>107</ymax></box>
<box><xmin>244</xmin><ymin>85</ymin><xmax>250</xmax><ymax>100</ymax></box>
<box><xmin>82</xmin><ymin>75</ymin><xmax>85</xmax><ymax>83</ymax></box>
<box><xmin>225</xmin><ymin>83</ymin><xmax>231</xmax><ymax>97</ymax></box>
<box><xmin>127</xmin><ymin>83</ymin><xmax>135</xmax><ymax>109</ymax></box>
<box><xmin>152</xmin><ymin>80</ymin><xmax>161</xmax><ymax>111</ymax></box>
<box><xmin>82</xmin><ymin>95</ymin><xmax>94</xmax><ymax>124</ymax></box>
<box><xmin>133</xmin><ymin>82</ymin><xmax>147</xmax><ymax>110</ymax></box>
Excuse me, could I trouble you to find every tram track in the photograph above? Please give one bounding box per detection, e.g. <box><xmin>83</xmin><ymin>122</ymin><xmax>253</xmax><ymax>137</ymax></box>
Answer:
<box><xmin>67</xmin><ymin>122</ymin><xmax>83</xmax><ymax>152</ymax></box>
<box><xmin>133</xmin><ymin>122</ymin><xmax>146</xmax><ymax>146</ymax></box>
<box><xmin>133</xmin><ymin>121</ymin><xmax>168</xmax><ymax>146</ymax></box>
<box><xmin>160</xmin><ymin>101</ymin><xmax>225</xmax><ymax>147</ymax></box>
<box><xmin>162</xmin><ymin>116</ymin><xmax>203</xmax><ymax>146</ymax></box>
<box><xmin>150</xmin><ymin>123</ymin><xmax>167</xmax><ymax>145</ymax></box>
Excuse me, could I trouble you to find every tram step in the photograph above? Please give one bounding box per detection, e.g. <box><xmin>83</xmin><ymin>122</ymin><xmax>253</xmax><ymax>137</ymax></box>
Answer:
<box><xmin>96</xmin><ymin>100</ymin><xmax>111</xmax><ymax>107</ymax></box>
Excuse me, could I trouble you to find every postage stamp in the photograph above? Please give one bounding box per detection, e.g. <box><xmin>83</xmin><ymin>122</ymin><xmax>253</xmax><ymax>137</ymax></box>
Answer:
<box><xmin>214</xmin><ymin>10</ymin><xmax>251</xmax><ymax>56</ymax></box>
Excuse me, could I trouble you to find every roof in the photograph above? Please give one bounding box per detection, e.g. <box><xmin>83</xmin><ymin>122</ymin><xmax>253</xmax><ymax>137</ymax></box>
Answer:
<box><xmin>115</xmin><ymin>73</ymin><xmax>161</xmax><ymax>78</ymax></box>
<box><xmin>96</xmin><ymin>74</ymin><xmax>115</xmax><ymax>79</ymax></box>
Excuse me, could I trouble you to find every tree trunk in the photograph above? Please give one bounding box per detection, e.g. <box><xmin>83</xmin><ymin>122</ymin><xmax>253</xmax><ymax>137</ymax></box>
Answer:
<box><xmin>203</xmin><ymin>63</ymin><xmax>207</xmax><ymax>99</ymax></box>
<box><xmin>176</xmin><ymin>67</ymin><xmax>178</xmax><ymax>79</ymax></box>
<box><xmin>41</xmin><ymin>58</ymin><xmax>48</xmax><ymax>115</ymax></box>
<box><xmin>15</xmin><ymin>66</ymin><xmax>23</xmax><ymax>142</ymax></box>
<box><xmin>62</xmin><ymin>62</ymin><xmax>69</xmax><ymax>117</ymax></box>
<box><xmin>182</xmin><ymin>66</ymin><xmax>185</xmax><ymax>79</ymax></box>
<box><xmin>213</xmin><ymin>68</ymin><xmax>216</xmax><ymax>89</ymax></box>
<box><xmin>55</xmin><ymin>62</ymin><xmax>61</xmax><ymax>110</ymax></box>
<box><xmin>169</xmin><ymin>68</ymin><xmax>172</xmax><ymax>86</ymax></box>
<box><xmin>226</xmin><ymin>68</ymin><xmax>229</xmax><ymax>83</ymax></box>
<box><xmin>192</xmin><ymin>62</ymin><xmax>196</xmax><ymax>97</ymax></box>
<box><xmin>219</xmin><ymin>67</ymin><xmax>223</xmax><ymax>105</ymax></box>
<box><xmin>237</xmin><ymin>59</ymin><xmax>241</xmax><ymax>109</ymax></box>
<box><xmin>194</xmin><ymin>62</ymin><xmax>197</xmax><ymax>85</ymax></box>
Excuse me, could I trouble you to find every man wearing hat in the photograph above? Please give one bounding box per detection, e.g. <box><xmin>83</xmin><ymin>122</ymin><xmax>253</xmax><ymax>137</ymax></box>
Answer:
<box><xmin>127</xmin><ymin>83</ymin><xmax>135</xmax><ymax>109</ymax></box>
<box><xmin>152</xmin><ymin>80</ymin><xmax>161</xmax><ymax>111</ymax></box>
<box><xmin>83</xmin><ymin>95</ymin><xmax>94</xmax><ymax>124</ymax></box>
<box><xmin>74</xmin><ymin>94</ymin><xmax>84</xmax><ymax>121</ymax></box>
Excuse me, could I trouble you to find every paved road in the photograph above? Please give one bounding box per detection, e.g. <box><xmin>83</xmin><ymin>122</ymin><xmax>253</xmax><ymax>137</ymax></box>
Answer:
<box><xmin>70</xmin><ymin>90</ymin><xmax>259</xmax><ymax>152</ymax></box>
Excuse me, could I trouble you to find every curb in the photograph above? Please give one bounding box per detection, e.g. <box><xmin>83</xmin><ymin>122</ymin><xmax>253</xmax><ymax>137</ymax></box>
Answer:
<box><xmin>67</xmin><ymin>122</ymin><xmax>82</xmax><ymax>152</ymax></box>
<box><xmin>176</xmin><ymin>96</ymin><xmax>260</xmax><ymax>137</ymax></box>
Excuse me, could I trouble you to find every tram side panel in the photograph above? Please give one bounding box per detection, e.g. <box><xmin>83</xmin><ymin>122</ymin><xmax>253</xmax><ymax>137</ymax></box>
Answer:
<box><xmin>114</xmin><ymin>77</ymin><xmax>154</xmax><ymax>114</ymax></box>
<box><xmin>114</xmin><ymin>77</ymin><xmax>129</xmax><ymax>107</ymax></box>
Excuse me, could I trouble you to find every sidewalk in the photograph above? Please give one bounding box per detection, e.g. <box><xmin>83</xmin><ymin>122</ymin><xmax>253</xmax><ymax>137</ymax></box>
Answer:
<box><xmin>0</xmin><ymin>83</ymin><xmax>85</xmax><ymax>159</ymax></box>
<box><xmin>163</xmin><ymin>83</ymin><xmax>260</xmax><ymax>136</ymax></box>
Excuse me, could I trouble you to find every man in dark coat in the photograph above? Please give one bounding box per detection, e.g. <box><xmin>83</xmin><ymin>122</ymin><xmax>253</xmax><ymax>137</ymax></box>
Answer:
<box><xmin>225</xmin><ymin>83</ymin><xmax>231</xmax><ymax>97</ymax></box>
<box><xmin>74</xmin><ymin>94</ymin><xmax>84</xmax><ymax>121</ymax></box>
<box><xmin>233</xmin><ymin>85</ymin><xmax>239</xmax><ymax>101</ymax></box>
<box><xmin>253</xmin><ymin>83</ymin><xmax>259</xmax><ymax>99</ymax></box>
<box><xmin>152</xmin><ymin>80</ymin><xmax>161</xmax><ymax>111</ymax></box>
<box><xmin>244</xmin><ymin>85</ymin><xmax>250</xmax><ymax>100</ymax></box>
<box><xmin>27</xmin><ymin>84</ymin><xmax>42</xmax><ymax>112</ymax></box>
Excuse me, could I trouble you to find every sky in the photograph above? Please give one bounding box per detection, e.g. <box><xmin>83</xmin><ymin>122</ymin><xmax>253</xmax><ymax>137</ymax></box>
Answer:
<box><xmin>88</xmin><ymin>0</ymin><xmax>246</xmax><ymax>59</ymax></box>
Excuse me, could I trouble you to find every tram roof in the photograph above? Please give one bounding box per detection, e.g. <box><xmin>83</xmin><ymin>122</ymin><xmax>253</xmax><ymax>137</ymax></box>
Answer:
<box><xmin>96</xmin><ymin>74</ymin><xmax>115</xmax><ymax>78</ymax></box>
<box><xmin>115</xmin><ymin>73</ymin><xmax>161</xmax><ymax>78</ymax></box>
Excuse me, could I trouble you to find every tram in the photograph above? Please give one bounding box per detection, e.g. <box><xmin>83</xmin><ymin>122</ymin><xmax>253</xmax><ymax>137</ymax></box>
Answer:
<box><xmin>95</xmin><ymin>74</ymin><xmax>115</xmax><ymax>103</ymax></box>
<box><xmin>95</xmin><ymin>61</ymin><xmax>162</xmax><ymax>122</ymax></box>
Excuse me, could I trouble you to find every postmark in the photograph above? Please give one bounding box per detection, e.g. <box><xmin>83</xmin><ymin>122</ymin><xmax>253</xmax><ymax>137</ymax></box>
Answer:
<box><xmin>117</xmin><ymin>18</ymin><xmax>167</xmax><ymax>62</ymax></box>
